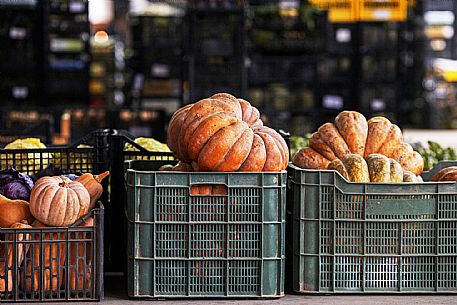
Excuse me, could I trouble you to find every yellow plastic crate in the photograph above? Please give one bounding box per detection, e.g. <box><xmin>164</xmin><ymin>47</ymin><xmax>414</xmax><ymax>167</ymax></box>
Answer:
<box><xmin>309</xmin><ymin>0</ymin><xmax>358</xmax><ymax>23</ymax></box>
<box><xmin>359</xmin><ymin>0</ymin><xmax>407</xmax><ymax>22</ymax></box>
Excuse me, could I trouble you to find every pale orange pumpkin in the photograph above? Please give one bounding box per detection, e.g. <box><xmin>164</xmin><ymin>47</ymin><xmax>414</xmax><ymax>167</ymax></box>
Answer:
<box><xmin>75</xmin><ymin>171</ymin><xmax>109</xmax><ymax>210</ymax></box>
<box><xmin>29</xmin><ymin>176</ymin><xmax>90</xmax><ymax>227</ymax></box>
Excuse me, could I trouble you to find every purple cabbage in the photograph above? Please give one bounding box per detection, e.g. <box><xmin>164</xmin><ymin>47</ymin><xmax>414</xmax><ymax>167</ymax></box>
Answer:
<box><xmin>0</xmin><ymin>168</ymin><xmax>34</xmax><ymax>201</ymax></box>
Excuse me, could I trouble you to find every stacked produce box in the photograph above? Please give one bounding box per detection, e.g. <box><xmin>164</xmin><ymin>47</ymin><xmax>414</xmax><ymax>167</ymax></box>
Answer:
<box><xmin>247</xmin><ymin>1</ymin><xmax>327</xmax><ymax>135</ymax></box>
<box><xmin>42</xmin><ymin>0</ymin><xmax>90</xmax><ymax>105</ymax></box>
<box><xmin>130</xmin><ymin>4</ymin><xmax>184</xmax><ymax>113</ymax></box>
<box><xmin>188</xmin><ymin>2</ymin><xmax>246</xmax><ymax>101</ymax></box>
<box><xmin>0</xmin><ymin>0</ymin><xmax>41</xmax><ymax>106</ymax></box>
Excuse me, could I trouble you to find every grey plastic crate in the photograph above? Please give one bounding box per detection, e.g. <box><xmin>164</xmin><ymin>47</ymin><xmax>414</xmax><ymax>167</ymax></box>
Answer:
<box><xmin>125</xmin><ymin>160</ymin><xmax>285</xmax><ymax>298</ymax></box>
<box><xmin>288</xmin><ymin>161</ymin><xmax>457</xmax><ymax>293</ymax></box>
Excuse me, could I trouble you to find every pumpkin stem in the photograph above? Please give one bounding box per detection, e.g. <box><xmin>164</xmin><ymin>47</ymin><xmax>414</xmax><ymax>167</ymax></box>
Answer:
<box><xmin>95</xmin><ymin>171</ymin><xmax>110</xmax><ymax>183</ymax></box>
<box><xmin>59</xmin><ymin>181</ymin><xmax>67</xmax><ymax>187</ymax></box>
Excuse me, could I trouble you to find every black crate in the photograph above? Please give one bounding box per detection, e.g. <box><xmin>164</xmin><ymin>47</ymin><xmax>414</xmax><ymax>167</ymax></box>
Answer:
<box><xmin>0</xmin><ymin>206</ymin><xmax>104</xmax><ymax>301</ymax></box>
<box><xmin>0</xmin><ymin>130</ymin><xmax>108</xmax><ymax>301</ymax></box>
<box><xmin>0</xmin><ymin>129</ymin><xmax>110</xmax><ymax>176</ymax></box>
<box><xmin>108</xmin><ymin>130</ymin><xmax>175</xmax><ymax>274</ymax></box>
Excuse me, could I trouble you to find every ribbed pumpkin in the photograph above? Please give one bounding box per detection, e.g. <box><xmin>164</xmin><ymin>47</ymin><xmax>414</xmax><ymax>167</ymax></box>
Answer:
<box><xmin>432</xmin><ymin>166</ymin><xmax>457</xmax><ymax>182</ymax></box>
<box><xmin>167</xmin><ymin>93</ymin><xmax>288</xmax><ymax>172</ymax></box>
<box><xmin>23</xmin><ymin>220</ymin><xmax>66</xmax><ymax>292</ymax></box>
<box><xmin>328</xmin><ymin>154</ymin><xmax>404</xmax><ymax>183</ymax></box>
<box><xmin>403</xmin><ymin>170</ymin><xmax>423</xmax><ymax>182</ymax></box>
<box><xmin>75</xmin><ymin>171</ymin><xmax>109</xmax><ymax>211</ymax></box>
<box><xmin>293</xmin><ymin>111</ymin><xmax>424</xmax><ymax>175</ymax></box>
<box><xmin>69</xmin><ymin>217</ymin><xmax>93</xmax><ymax>291</ymax></box>
<box><xmin>0</xmin><ymin>194</ymin><xmax>33</xmax><ymax>228</ymax></box>
<box><xmin>0</xmin><ymin>221</ymin><xmax>32</xmax><ymax>292</ymax></box>
<box><xmin>29</xmin><ymin>176</ymin><xmax>90</xmax><ymax>227</ymax></box>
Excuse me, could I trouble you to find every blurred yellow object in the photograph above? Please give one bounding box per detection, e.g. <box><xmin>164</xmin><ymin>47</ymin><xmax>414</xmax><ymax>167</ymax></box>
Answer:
<box><xmin>125</xmin><ymin>137</ymin><xmax>171</xmax><ymax>153</ymax></box>
<box><xmin>310</xmin><ymin>0</ymin><xmax>407</xmax><ymax>22</ymax></box>
<box><xmin>2</xmin><ymin>138</ymin><xmax>52</xmax><ymax>174</ymax></box>
<box><xmin>329</xmin><ymin>0</ymin><xmax>358</xmax><ymax>23</ymax></box>
<box><xmin>124</xmin><ymin>137</ymin><xmax>171</xmax><ymax>161</ymax></box>
<box><xmin>359</xmin><ymin>0</ymin><xmax>407</xmax><ymax>22</ymax></box>
<box><xmin>442</xmin><ymin>71</ymin><xmax>457</xmax><ymax>82</ymax></box>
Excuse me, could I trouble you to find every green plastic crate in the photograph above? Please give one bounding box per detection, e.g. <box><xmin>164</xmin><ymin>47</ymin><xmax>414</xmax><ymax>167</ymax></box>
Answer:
<box><xmin>125</xmin><ymin>160</ymin><xmax>286</xmax><ymax>298</ymax></box>
<box><xmin>288</xmin><ymin>161</ymin><xmax>457</xmax><ymax>293</ymax></box>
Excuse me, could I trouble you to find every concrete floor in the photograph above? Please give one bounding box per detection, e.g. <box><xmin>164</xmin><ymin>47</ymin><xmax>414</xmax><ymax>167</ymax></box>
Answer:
<box><xmin>38</xmin><ymin>276</ymin><xmax>457</xmax><ymax>305</ymax></box>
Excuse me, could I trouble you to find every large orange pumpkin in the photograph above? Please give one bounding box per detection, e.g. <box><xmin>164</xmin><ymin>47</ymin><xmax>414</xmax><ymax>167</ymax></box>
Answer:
<box><xmin>29</xmin><ymin>176</ymin><xmax>90</xmax><ymax>227</ymax></box>
<box><xmin>167</xmin><ymin>93</ymin><xmax>288</xmax><ymax>172</ymax></box>
<box><xmin>293</xmin><ymin>111</ymin><xmax>424</xmax><ymax>175</ymax></box>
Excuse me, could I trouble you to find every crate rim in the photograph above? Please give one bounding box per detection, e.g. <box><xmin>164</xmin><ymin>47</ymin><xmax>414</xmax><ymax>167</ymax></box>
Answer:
<box><xmin>125</xmin><ymin>160</ymin><xmax>287</xmax><ymax>175</ymax></box>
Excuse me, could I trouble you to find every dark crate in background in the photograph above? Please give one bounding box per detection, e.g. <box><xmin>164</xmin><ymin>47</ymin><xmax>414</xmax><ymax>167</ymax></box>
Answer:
<box><xmin>188</xmin><ymin>4</ymin><xmax>247</xmax><ymax>101</ymax></box>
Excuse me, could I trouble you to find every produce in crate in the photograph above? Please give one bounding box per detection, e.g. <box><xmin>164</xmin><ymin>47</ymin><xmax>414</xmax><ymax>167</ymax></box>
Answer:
<box><xmin>29</xmin><ymin>176</ymin><xmax>90</xmax><ymax>227</ymax></box>
<box><xmin>293</xmin><ymin>111</ymin><xmax>424</xmax><ymax>176</ymax></box>
<box><xmin>124</xmin><ymin>137</ymin><xmax>171</xmax><ymax>153</ymax></box>
<box><xmin>0</xmin><ymin>194</ymin><xmax>33</xmax><ymax>228</ymax></box>
<box><xmin>328</xmin><ymin>154</ymin><xmax>424</xmax><ymax>183</ymax></box>
<box><xmin>1</xmin><ymin>138</ymin><xmax>52</xmax><ymax>174</ymax></box>
<box><xmin>75</xmin><ymin>171</ymin><xmax>109</xmax><ymax>210</ymax></box>
<box><xmin>69</xmin><ymin>217</ymin><xmax>93</xmax><ymax>291</ymax></box>
<box><xmin>0</xmin><ymin>221</ymin><xmax>32</xmax><ymax>292</ymax></box>
<box><xmin>0</xmin><ymin>168</ymin><xmax>34</xmax><ymax>201</ymax></box>
<box><xmin>23</xmin><ymin>220</ymin><xmax>66</xmax><ymax>292</ymax></box>
<box><xmin>432</xmin><ymin>166</ymin><xmax>457</xmax><ymax>182</ymax></box>
<box><xmin>167</xmin><ymin>93</ymin><xmax>288</xmax><ymax>172</ymax></box>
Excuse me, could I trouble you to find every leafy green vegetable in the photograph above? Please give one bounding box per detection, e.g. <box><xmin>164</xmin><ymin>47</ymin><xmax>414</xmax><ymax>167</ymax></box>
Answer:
<box><xmin>290</xmin><ymin>134</ymin><xmax>312</xmax><ymax>158</ymax></box>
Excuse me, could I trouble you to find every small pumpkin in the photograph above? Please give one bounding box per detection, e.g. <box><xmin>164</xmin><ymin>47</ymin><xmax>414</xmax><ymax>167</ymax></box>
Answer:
<box><xmin>23</xmin><ymin>220</ymin><xmax>66</xmax><ymax>292</ymax></box>
<box><xmin>432</xmin><ymin>166</ymin><xmax>457</xmax><ymax>182</ymax></box>
<box><xmin>30</xmin><ymin>176</ymin><xmax>90</xmax><ymax>227</ymax></box>
<box><xmin>327</xmin><ymin>154</ymin><xmax>404</xmax><ymax>183</ymax></box>
<box><xmin>0</xmin><ymin>194</ymin><xmax>33</xmax><ymax>228</ymax></box>
<box><xmin>69</xmin><ymin>217</ymin><xmax>93</xmax><ymax>291</ymax></box>
<box><xmin>75</xmin><ymin>171</ymin><xmax>109</xmax><ymax>210</ymax></box>
<box><xmin>0</xmin><ymin>220</ymin><xmax>32</xmax><ymax>292</ymax></box>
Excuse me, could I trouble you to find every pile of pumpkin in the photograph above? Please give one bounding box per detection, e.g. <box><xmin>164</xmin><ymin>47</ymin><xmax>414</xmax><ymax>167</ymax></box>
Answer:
<box><xmin>292</xmin><ymin>110</ymin><xmax>457</xmax><ymax>182</ymax></box>
<box><xmin>0</xmin><ymin>169</ymin><xmax>108</xmax><ymax>293</ymax></box>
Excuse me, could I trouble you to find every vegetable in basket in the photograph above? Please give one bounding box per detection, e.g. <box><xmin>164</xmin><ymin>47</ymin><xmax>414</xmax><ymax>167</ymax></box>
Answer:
<box><xmin>1</xmin><ymin>138</ymin><xmax>52</xmax><ymax>174</ymax></box>
<box><xmin>0</xmin><ymin>168</ymin><xmax>34</xmax><ymax>201</ymax></box>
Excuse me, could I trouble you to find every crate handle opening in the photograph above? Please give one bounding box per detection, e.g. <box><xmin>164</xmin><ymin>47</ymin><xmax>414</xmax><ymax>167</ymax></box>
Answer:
<box><xmin>189</xmin><ymin>184</ymin><xmax>228</xmax><ymax>196</ymax></box>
